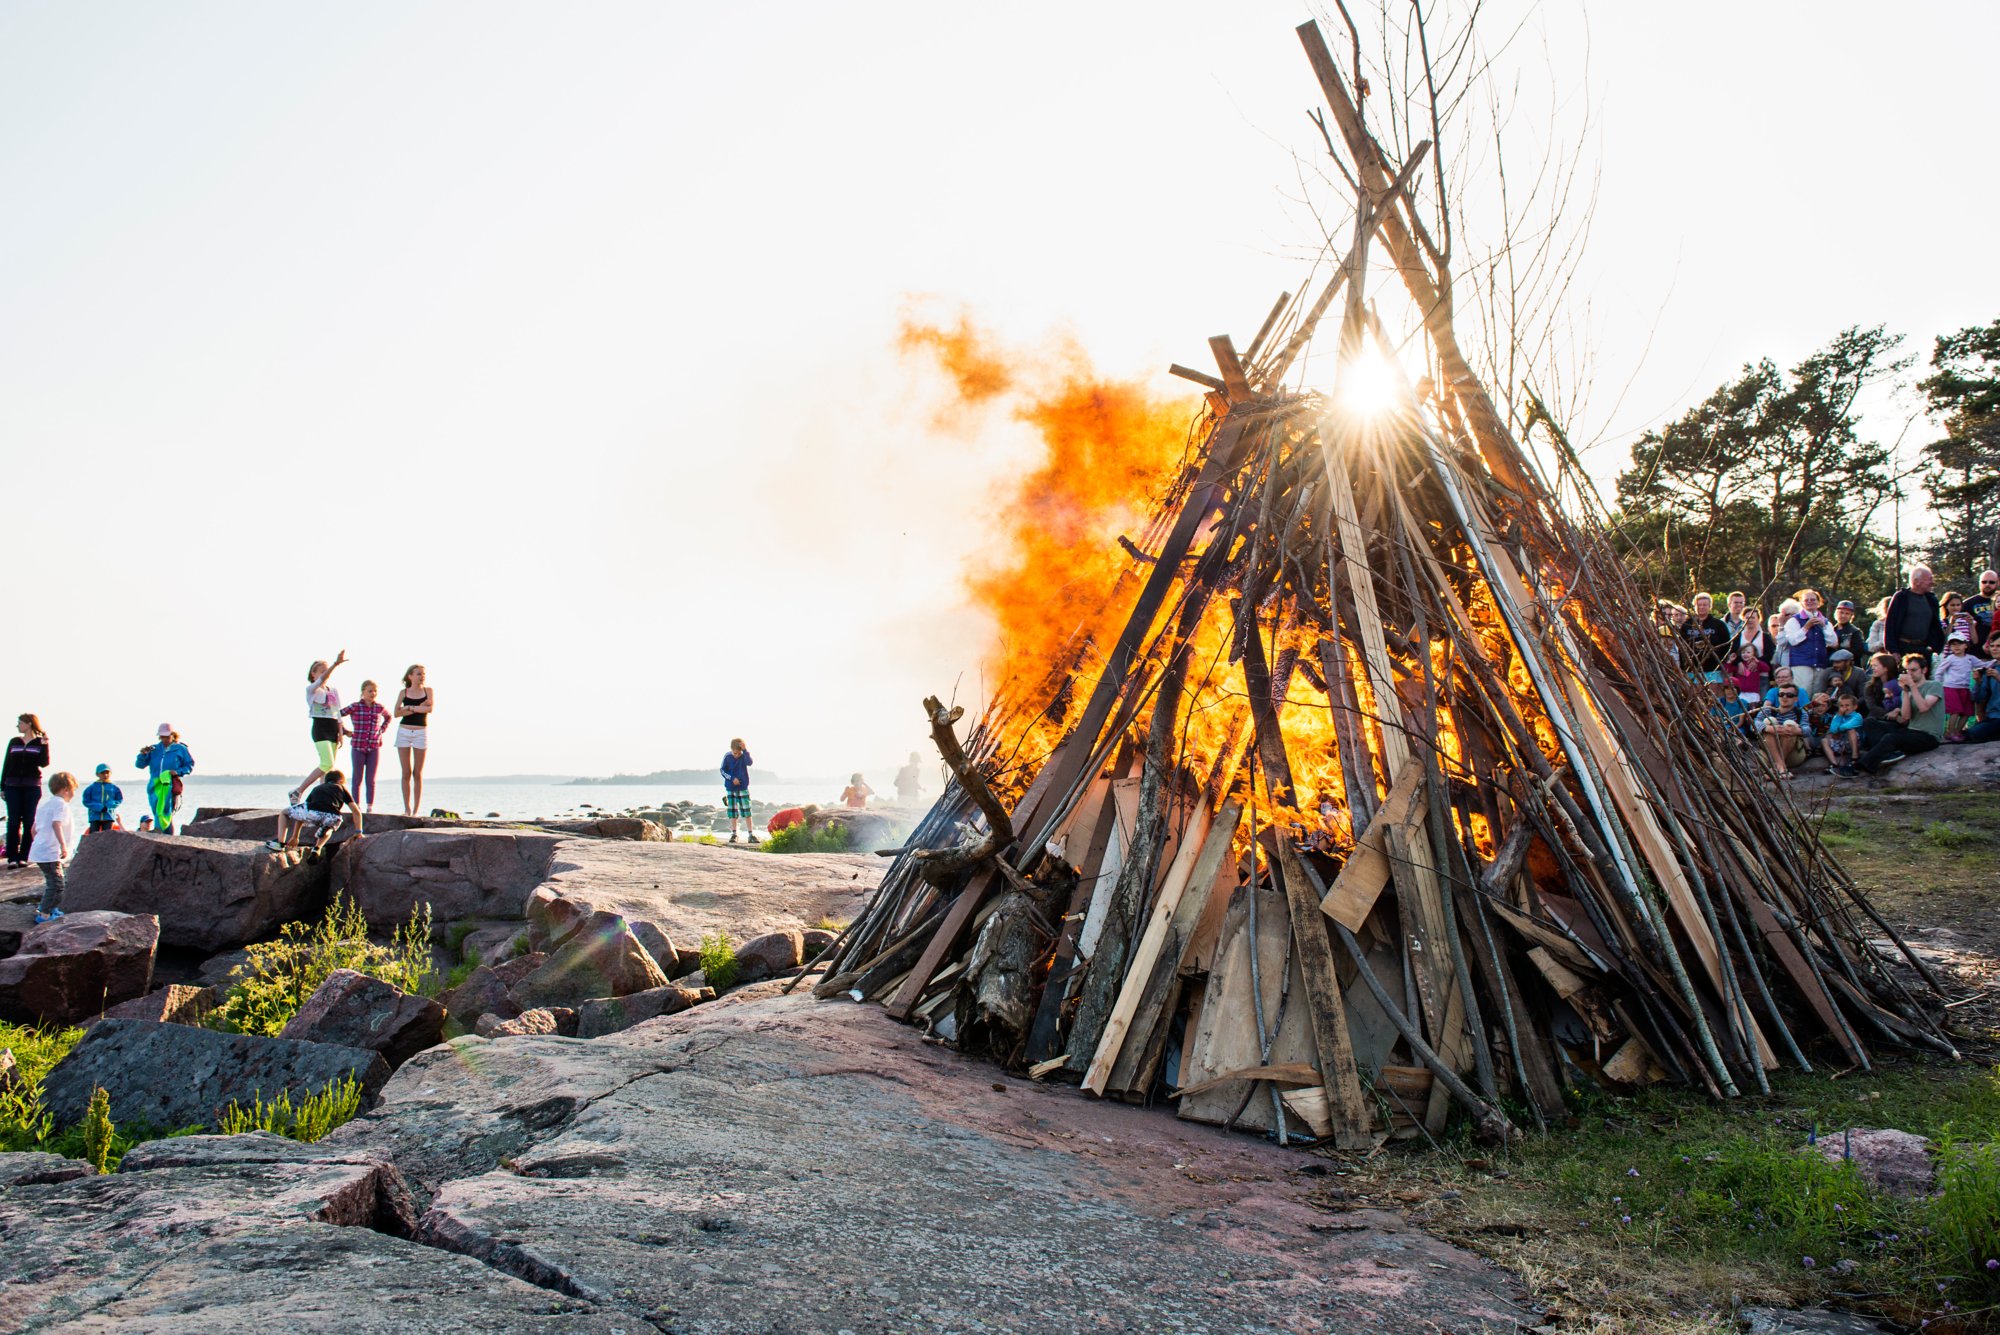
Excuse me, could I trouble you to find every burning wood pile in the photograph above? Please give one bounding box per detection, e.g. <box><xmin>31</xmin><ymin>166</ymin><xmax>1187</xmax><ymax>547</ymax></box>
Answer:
<box><xmin>808</xmin><ymin>21</ymin><xmax>1955</xmax><ymax>1146</ymax></box>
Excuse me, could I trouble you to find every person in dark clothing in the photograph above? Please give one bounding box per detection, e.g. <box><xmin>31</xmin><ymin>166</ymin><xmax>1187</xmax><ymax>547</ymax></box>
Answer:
<box><xmin>1679</xmin><ymin>592</ymin><xmax>1732</xmax><ymax>678</ymax></box>
<box><xmin>1831</xmin><ymin>600</ymin><xmax>1868</xmax><ymax>662</ymax></box>
<box><xmin>721</xmin><ymin>738</ymin><xmax>754</xmax><ymax>843</ymax></box>
<box><xmin>1855</xmin><ymin>654</ymin><xmax>1947</xmax><ymax>774</ymax></box>
<box><xmin>3</xmin><ymin>714</ymin><xmax>51</xmax><ymax>868</ymax></box>
<box><xmin>268</xmin><ymin>770</ymin><xmax>361</xmax><ymax>855</ymax></box>
<box><xmin>1883</xmin><ymin>566</ymin><xmax>1946</xmax><ymax>659</ymax></box>
<box><xmin>1965</xmin><ymin>570</ymin><xmax>1998</xmax><ymax>661</ymax></box>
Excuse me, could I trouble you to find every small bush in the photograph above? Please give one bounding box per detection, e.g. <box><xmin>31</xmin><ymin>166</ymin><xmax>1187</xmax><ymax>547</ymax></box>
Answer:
<box><xmin>81</xmin><ymin>1087</ymin><xmax>114</xmax><ymax>1175</ymax></box>
<box><xmin>218</xmin><ymin>1075</ymin><xmax>363</xmax><ymax>1143</ymax></box>
<box><xmin>0</xmin><ymin>1022</ymin><xmax>84</xmax><ymax>1153</ymax></box>
<box><xmin>761</xmin><ymin>822</ymin><xmax>851</xmax><ymax>855</ymax></box>
<box><xmin>809</xmin><ymin>915</ymin><xmax>848</xmax><ymax>934</ymax></box>
<box><xmin>212</xmin><ymin>894</ymin><xmax>434</xmax><ymax>1037</ymax></box>
<box><xmin>1922</xmin><ymin>820</ymin><xmax>1981</xmax><ymax>850</ymax></box>
<box><xmin>698</xmin><ymin>931</ymin><xmax>739</xmax><ymax>991</ymax></box>
<box><xmin>443</xmin><ymin>959</ymin><xmax>477</xmax><ymax>992</ymax></box>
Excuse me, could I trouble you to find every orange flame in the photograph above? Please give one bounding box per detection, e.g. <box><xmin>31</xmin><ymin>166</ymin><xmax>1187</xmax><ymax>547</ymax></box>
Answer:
<box><xmin>899</xmin><ymin>311</ymin><xmax>1196</xmax><ymax>777</ymax></box>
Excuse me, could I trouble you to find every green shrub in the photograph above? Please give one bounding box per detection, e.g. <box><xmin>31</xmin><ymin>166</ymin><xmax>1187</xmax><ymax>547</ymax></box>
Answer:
<box><xmin>761</xmin><ymin>821</ymin><xmax>851</xmax><ymax>855</ymax></box>
<box><xmin>218</xmin><ymin>1075</ymin><xmax>363</xmax><ymax>1144</ymax></box>
<box><xmin>443</xmin><ymin>959</ymin><xmax>477</xmax><ymax>992</ymax></box>
<box><xmin>698</xmin><ymin>931</ymin><xmax>739</xmax><ymax>990</ymax></box>
<box><xmin>80</xmin><ymin>1087</ymin><xmax>114</xmax><ymax>1175</ymax></box>
<box><xmin>0</xmin><ymin>1022</ymin><xmax>84</xmax><ymax>1153</ymax></box>
<box><xmin>1922</xmin><ymin>820</ymin><xmax>1982</xmax><ymax>850</ymax></box>
<box><xmin>211</xmin><ymin>895</ymin><xmax>434</xmax><ymax>1037</ymax></box>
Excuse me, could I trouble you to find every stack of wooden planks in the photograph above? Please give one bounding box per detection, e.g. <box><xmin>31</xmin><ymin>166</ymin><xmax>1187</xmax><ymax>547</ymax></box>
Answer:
<box><xmin>806</xmin><ymin>19</ymin><xmax>1954</xmax><ymax>1147</ymax></box>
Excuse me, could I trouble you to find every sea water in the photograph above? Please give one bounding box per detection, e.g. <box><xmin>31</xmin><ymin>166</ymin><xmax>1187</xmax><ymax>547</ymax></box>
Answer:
<box><xmin>164</xmin><ymin>779</ymin><xmax>874</xmax><ymax>825</ymax></box>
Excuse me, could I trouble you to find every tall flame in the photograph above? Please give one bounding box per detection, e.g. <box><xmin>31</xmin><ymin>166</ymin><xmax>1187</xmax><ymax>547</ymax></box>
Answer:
<box><xmin>899</xmin><ymin>311</ymin><xmax>1195</xmax><ymax>776</ymax></box>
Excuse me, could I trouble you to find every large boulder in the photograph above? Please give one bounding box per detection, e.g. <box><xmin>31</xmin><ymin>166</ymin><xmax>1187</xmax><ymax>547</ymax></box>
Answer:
<box><xmin>279</xmin><ymin>969</ymin><xmax>446</xmax><ymax>1069</ymax></box>
<box><xmin>508</xmin><ymin>917</ymin><xmax>669</xmax><ymax>1010</ymax></box>
<box><xmin>532</xmin><ymin>817</ymin><xmax>666</xmax><ymax>841</ymax></box>
<box><xmin>1806</xmin><ymin>1127</ymin><xmax>1937</xmax><ymax>1197</ymax></box>
<box><xmin>185</xmin><ymin>809</ymin><xmax>446</xmax><ymax>844</ymax></box>
<box><xmin>64</xmin><ymin>831</ymin><xmax>328</xmax><ymax>952</ymax></box>
<box><xmin>42</xmin><ymin>1019</ymin><xmax>391</xmax><ymax>1131</ymax></box>
<box><xmin>0</xmin><ymin>901</ymin><xmax>37</xmax><ymax>958</ymax></box>
<box><xmin>474</xmin><ymin>1007</ymin><xmax>576</xmax><ymax>1039</ymax></box>
<box><xmin>89</xmin><ymin>983</ymin><xmax>217</xmax><ymax>1027</ymax></box>
<box><xmin>576</xmin><ymin>985</ymin><xmax>711</xmax><ymax>1039</ymax></box>
<box><xmin>731</xmin><ymin>928</ymin><xmax>805</xmax><ymax>985</ymax></box>
<box><xmin>456</xmin><ymin>920</ymin><xmax>530</xmax><ymax>966</ymax></box>
<box><xmin>0</xmin><ymin>912</ymin><xmax>158</xmax><ymax>1023</ymax></box>
<box><xmin>524</xmin><ymin>886</ymin><xmax>590</xmax><ymax>950</ymax></box>
<box><xmin>627</xmin><ymin>920</ymin><xmax>679</xmax><ymax>977</ymax></box>
<box><xmin>439</xmin><ymin>966</ymin><xmax>519</xmax><ymax>1030</ymax></box>
<box><xmin>332</xmin><ymin>829</ymin><xmax>561</xmax><ymax>930</ymax></box>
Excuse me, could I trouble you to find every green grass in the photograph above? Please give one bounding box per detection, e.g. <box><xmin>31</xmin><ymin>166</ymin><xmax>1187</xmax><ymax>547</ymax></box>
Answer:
<box><xmin>1435</xmin><ymin>1063</ymin><xmax>2000</xmax><ymax>1330</ymax></box>
<box><xmin>697</xmin><ymin>931</ymin><xmax>739</xmax><ymax>991</ymax></box>
<box><xmin>210</xmin><ymin>894</ymin><xmax>436</xmax><ymax>1037</ymax></box>
<box><xmin>1923</xmin><ymin>819</ymin><xmax>1985</xmax><ymax>850</ymax></box>
<box><xmin>218</xmin><ymin>1075</ymin><xmax>364</xmax><ymax>1143</ymax></box>
<box><xmin>761</xmin><ymin>822</ymin><xmax>851</xmax><ymax>854</ymax></box>
<box><xmin>443</xmin><ymin>959</ymin><xmax>478</xmax><ymax>992</ymax></box>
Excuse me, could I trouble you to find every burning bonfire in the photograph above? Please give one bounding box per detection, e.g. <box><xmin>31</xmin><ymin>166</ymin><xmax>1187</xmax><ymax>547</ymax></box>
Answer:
<box><xmin>809</xmin><ymin>21</ymin><xmax>1955</xmax><ymax>1147</ymax></box>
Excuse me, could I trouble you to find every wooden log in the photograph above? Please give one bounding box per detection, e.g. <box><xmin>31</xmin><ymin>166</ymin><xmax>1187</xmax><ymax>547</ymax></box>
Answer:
<box><xmin>1022</xmin><ymin>776</ymin><xmax>1124</xmax><ymax>1064</ymax></box>
<box><xmin>1208</xmin><ymin>334</ymin><xmax>1253</xmax><ymax>401</ymax></box>
<box><xmin>884</xmin><ymin>867</ymin><xmax>998</xmax><ymax>1020</ymax></box>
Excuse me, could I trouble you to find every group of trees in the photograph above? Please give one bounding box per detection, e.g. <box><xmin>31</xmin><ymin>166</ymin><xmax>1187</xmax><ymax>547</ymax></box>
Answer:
<box><xmin>1611</xmin><ymin>317</ymin><xmax>2000</xmax><ymax>606</ymax></box>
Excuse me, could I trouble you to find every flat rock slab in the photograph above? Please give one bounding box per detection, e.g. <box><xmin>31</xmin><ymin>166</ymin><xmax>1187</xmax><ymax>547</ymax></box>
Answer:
<box><xmin>63</xmin><ymin>832</ymin><xmax>326</xmax><ymax>953</ymax></box>
<box><xmin>1794</xmin><ymin>738</ymin><xmax>2000</xmax><ymax>792</ymax></box>
<box><xmin>42</xmin><ymin>1020</ymin><xmax>391</xmax><ymax>1132</ymax></box>
<box><xmin>332</xmin><ymin>829</ymin><xmax>561</xmax><ymax>930</ymax></box>
<box><xmin>534</xmin><ymin>839</ymin><xmax>879</xmax><ymax>951</ymax></box>
<box><xmin>0</xmin><ymin>912</ymin><xmax>158</xmax><ymax>1024</ymax></box>
<box><xmin>0</xmin><ymin>1133</ymin><xmax>618</xmax><ymax>1333</ymax></box>
<box><xmin>322</xmin><ymin>994</ymin><xmax>1531</xmax><ymax>1332</ymax></box>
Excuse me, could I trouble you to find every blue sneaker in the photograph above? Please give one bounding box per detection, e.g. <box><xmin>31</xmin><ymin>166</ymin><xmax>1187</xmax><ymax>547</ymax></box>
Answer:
<box><xmin>33</xmin><ymin>912</ymin><xmax>49</xmax><ymax>924</ymax></box>
<box><xmin>49</xmin><ymin>908</ymin><xmax>63</xmax><ymax>918</ymax></box>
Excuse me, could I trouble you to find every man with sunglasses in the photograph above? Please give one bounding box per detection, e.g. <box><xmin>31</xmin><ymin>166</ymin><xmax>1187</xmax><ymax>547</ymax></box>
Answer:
<box><xmin>1753</xmin><ymin>683</ymin><xmax>1812</xmax><ymax>780</ymax></box>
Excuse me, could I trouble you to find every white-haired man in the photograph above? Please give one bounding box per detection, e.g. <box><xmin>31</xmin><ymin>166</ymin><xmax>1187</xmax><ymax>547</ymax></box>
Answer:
<box><xmin>1883</xmin><ymin>565</ymin><xmax>1945</xmax><ymax>661</ymax></box>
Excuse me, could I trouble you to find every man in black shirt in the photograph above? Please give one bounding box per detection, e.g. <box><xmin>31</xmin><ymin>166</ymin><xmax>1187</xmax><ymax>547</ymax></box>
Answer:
<box><xmin>1679</xmin><ymin>592</ymin><xmax>1732</xmax><ymax>677</ymax></box>
<box><xmin>1883</xmin><ymin>566</ymin><xmax>1945</xmax><ymax>659</ymax></box>
<box><xmin>1964</xmin><ymin>570</ymin><xmax>1998</xmax><ymax>661</ymax></box>
<box><xmin>1831</xmin><ymin>600</ymin><xmax>1868</xmax><ymax>662</ymax></box>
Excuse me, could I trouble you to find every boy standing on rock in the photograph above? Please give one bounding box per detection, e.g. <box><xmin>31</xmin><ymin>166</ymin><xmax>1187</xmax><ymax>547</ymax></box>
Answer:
<box><xmin>721</xmin><ymin>739</ymin><xmax>754</xmax><ymax>844</ymax></box>
<box><xmin>29</xmin><ymin>771</ymin><xmax>77</xmax><ymax>923</ymax></box>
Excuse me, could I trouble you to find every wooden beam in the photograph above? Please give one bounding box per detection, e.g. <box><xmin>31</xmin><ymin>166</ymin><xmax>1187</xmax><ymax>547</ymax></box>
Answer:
<box><xmin>1169</xmin><ymin>363</ymin><xmax>1228</xmax><ymax>393</ymax></box>
<box><xmin>1208</xmin><ymin>334</ymin><xmax>1253</xmax><ymax>401</ymax></box>
<box><xmin>884</xmin><ymin>866</ymin><xmax>998</xmax><ymax>1019</ymax></box>
<box><xmin>1319</xmin><ymin>763</ymin><xmax>1422</xmax><ymax>930</ymax></box>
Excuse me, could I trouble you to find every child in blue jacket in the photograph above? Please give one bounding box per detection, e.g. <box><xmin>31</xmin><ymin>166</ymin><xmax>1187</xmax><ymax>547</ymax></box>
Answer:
<box><xmin>81</xmin><ymin>765</ymin><xmax>123</xmax><ymax>832</ymax></box>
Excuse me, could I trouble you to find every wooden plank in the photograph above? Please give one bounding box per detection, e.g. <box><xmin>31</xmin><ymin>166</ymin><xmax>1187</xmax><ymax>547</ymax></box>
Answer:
<box><xmin>1076</xmin><ymin>778</ymin><xmax>1142</xmax><ymax>962</ymax></box>
<box><xmin>1208</xmin><ymin>334</ymin><xmax>1252</xmax><ymax>401</ymax></box>
<box><xmin>1527</xmin><ymin>946</ymin><xmax>1594</xmax><ymax>1000</ymax></box>
<box><xmin>1273</xmin><ymin>838</ymin><xmax>1372</xmax><ymax>1147</ymax></box>
<box><xmin>1177</xmin><ymin>879</ymin><xmax>1321</xmax><ymax>1133</ymax></box>
<box><xmin>1319</xmin><ymin>764</ymin><xmax>1423</xmax><ymax>929</ymax></box>
<box><xmin>883</xmin><ymin>866</ymin><xmax>998</xmax><ymax>1019</ymax></box>
<box><xmin>1110</xmin><ymin>800</ymin><xmax>1245</xmax><ymax>1094</ymax></box>
<box><xmin>1083</xmin><ymin>799</ymin><xmax>1216</xmax><ymax>1093</ymax></box>
<box><xmin>1172</xmin><ymin>1061</ymin><xmax>1321</xmax><ymax>1101</ymax></box>
<box><xmin>1022</xmin><ymin>777</ymin><xmax>1125</xmax><ymax>1064</ymax></box>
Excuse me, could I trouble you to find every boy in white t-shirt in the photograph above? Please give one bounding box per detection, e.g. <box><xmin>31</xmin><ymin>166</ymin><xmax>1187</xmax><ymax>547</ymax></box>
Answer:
<box><xmin>29</xmin><ymin>771</ymin><xmax>78</xmax><ymax>923</ymax></box>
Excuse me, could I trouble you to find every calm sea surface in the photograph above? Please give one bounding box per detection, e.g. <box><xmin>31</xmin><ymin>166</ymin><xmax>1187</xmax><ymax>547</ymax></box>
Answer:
<box><xmin>166</xmin><ymin>779</ymin><xmax>868</xmax><ymax>825</ymax></box>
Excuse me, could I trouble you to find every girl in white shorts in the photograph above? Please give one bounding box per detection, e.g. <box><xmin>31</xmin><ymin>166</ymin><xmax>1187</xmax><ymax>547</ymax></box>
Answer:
<box><xmin>395</xmin><ymin>663</ymin><xmax>434</xmax><ymax>817</ymax></box>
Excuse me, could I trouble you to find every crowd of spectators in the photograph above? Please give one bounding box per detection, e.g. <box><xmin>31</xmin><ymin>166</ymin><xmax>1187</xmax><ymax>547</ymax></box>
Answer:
<box><xmin>1659</xmin><ymin>565</ymin><xmax>2000</xmax><ymax>780</ymax></box>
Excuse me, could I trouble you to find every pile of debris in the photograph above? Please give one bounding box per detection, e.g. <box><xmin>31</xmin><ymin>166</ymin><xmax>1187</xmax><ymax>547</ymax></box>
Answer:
<box><xmin>810</xmin><ymin>20</ymin><xmax>1953</xmax><ymax>1146</ymax></box>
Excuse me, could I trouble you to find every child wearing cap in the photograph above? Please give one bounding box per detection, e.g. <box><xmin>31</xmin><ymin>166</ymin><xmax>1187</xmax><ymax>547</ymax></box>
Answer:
<box><xmin>81</xmin><ymin>765</ymin><xmax>123</xmax><ymax>833</ymax></box>
<box><xmin>1937</xmin><ymin>630</ymin><xmax>1976</xmax><ymax>741</ymax></box>
<box><xmin>136</xmin><ymin>725</ymin><xmax>195</xmax><ymax>834</ymax></box>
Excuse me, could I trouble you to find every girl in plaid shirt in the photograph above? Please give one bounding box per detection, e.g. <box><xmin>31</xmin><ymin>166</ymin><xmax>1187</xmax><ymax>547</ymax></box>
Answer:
<box><xmin>341</xmin><ymin>681</ymin><xmax>392</xmax><ymax>812</ymax></box>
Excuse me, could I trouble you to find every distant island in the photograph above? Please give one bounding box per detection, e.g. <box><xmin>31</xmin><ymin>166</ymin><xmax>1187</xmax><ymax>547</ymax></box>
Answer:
<box><xmin>567</xmin><ymin>769</ymin><xmax>787</xmax><ymax>786</ymax></box>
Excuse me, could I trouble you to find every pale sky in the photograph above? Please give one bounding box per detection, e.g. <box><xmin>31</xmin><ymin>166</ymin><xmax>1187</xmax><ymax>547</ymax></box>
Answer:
<box><xmin>4</xmin><ymin>1</ymin><xmax>1995</xmax><ymax>779</ymax></box>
